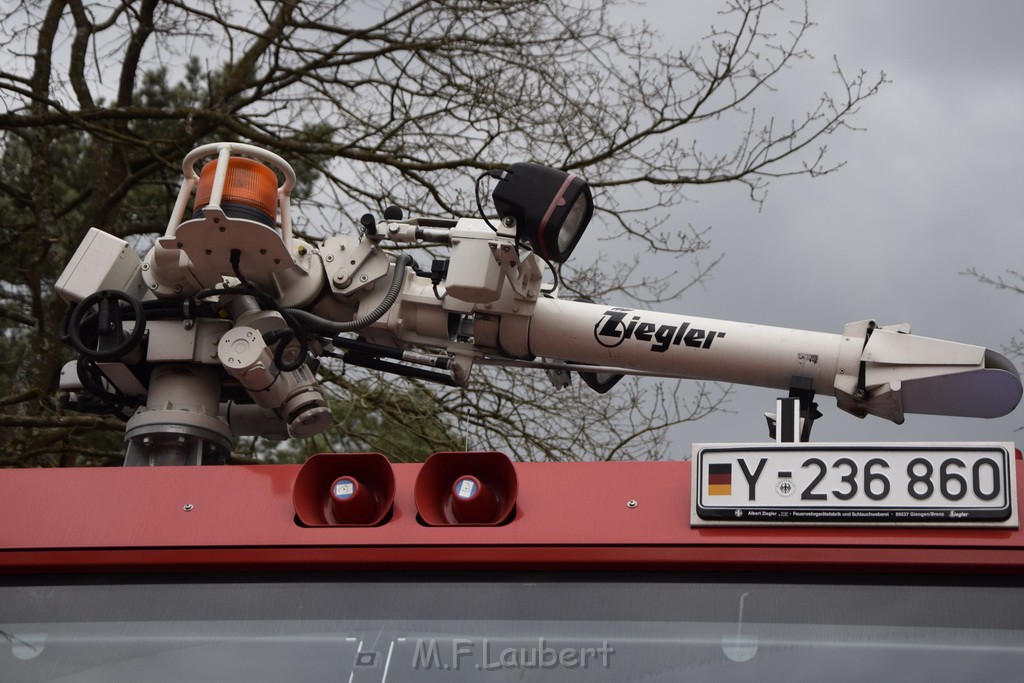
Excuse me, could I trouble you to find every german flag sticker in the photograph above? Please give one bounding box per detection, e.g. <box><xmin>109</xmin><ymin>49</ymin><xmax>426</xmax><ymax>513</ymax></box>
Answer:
<box><xmin>708</xmin><ymin>463</ymin><xmax>732</xmax><ymax>496</ymax></box>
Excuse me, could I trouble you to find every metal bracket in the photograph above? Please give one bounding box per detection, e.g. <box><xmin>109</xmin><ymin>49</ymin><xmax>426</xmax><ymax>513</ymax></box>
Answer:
<box><xmin>321</xmin><ymin>235</ymin><xmax>390</xmax><ymax>296</ymax></box>
<box><xmin>765</xmin><ymin>376</ymin><xmax>821</xmax><ymax>442</ymax></box>
<box><xmin>489</xmin><ymin>242</ymin><xmax>543</xmax><ymax>300</ymax></box>
<box><xmin>447</xmin><ymin>350</ymin><xmax>476</xmax><ymax>386</ymax></box>
<box><xmin>544</xmin><ymin>360</ymin><xmax>572</xmax><ymax>389</ymax></box>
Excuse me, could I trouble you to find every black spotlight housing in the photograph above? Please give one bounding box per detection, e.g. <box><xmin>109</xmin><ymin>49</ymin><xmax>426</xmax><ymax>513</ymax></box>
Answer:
<box><xmin>491</xmin><ymin>162</ymin><xmax>594</xmax><ymax>263</ymax></box>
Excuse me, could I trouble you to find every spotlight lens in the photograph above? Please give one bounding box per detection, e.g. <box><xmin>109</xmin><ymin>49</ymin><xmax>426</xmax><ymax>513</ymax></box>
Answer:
<box><xmin>558</xmin><ymin>194</ymin><xmax>590</xmax><ymax>253</ymax></box>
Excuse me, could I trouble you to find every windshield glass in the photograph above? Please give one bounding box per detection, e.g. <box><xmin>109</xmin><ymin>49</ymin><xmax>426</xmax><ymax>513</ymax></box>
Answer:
<box><xmin>2</xmin><ymin>572</ymin><xmax>1022</xmax><ymax>682</ymax></box>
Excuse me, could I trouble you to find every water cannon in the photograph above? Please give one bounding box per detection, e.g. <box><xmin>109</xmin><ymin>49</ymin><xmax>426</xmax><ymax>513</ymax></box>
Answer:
<box><xmin>53</xmin><ymin>143</ymin><xmax>1022</xmax><ymax>464</ymax></box>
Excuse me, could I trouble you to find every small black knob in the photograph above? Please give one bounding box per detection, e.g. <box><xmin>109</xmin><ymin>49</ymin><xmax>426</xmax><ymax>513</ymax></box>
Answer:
<box><xmin>359</xmin><ymin>213</ymin><xmax>378</xmax><ymax>236</ymax></box>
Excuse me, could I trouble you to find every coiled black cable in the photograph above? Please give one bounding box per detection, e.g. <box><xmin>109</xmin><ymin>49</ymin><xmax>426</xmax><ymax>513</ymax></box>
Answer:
<box><xmin>285</xmin><ymin>253</ymin><xmax>412</xmax><ymax>334</ymax></box>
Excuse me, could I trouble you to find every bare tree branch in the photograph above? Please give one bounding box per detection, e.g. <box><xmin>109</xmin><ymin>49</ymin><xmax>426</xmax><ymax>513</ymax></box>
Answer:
<box><xmin>0</xmin><ymin>0</ymin><xmax>884</xmax><ymax>466</ymax></box>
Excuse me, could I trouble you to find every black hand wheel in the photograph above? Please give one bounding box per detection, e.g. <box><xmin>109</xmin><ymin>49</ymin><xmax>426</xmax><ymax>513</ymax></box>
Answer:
<box><xmin>67</xmin><ymin>289</ymin><xmax>146</xmax><ymax>361</ymax></box>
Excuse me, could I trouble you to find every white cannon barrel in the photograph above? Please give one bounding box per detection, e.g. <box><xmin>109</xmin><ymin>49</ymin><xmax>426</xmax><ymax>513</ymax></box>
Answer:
<box><xmin>528</xmin><ymin>299</ymin><xmax>843</xmax><ymax>392</ymax></box>
<box><xmin>524</xmin><ymin>298</ymin><xmax>1021</xmax><ymax>423</ymax></box>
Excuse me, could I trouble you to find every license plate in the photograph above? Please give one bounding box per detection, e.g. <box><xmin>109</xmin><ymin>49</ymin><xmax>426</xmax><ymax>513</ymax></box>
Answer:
<box><xmin>691</xmin><ymin>443</ymin><xmax>1017</xmax><ymax>527</ymax></box>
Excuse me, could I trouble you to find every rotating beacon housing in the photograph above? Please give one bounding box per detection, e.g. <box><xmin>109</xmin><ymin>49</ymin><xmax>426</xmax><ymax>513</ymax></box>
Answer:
<box><xmin>148</xmin><ymin>142</ymin><xmax>317</xmax><ymax>297</ymax></box>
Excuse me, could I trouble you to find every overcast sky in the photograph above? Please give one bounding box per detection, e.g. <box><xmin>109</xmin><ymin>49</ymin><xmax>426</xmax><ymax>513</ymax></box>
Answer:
<box><xmin>618</xmin><ymin>0</ymin><xmax>1024</xmax><ymax>451</ymax></box>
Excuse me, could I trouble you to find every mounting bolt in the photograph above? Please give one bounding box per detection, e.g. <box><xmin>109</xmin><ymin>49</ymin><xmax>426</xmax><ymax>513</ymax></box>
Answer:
<box><xmin>182</xmin><ymin>319</ymin><xmax>194</xmax><ymax>330</ymax></box>
<box><xmin>626</xmin><ymin>499</ymin><xmax>638</xmax><ymax>509</ymax></box>
<box><xmin>325</xmin><ymin>254</ymin><xmax>334</xmax><ymax>263</ymax></box>
<box><xmin>183</xmin><ymin>504</ymin><xmax>194</xmax><ymax>512</ymax></box>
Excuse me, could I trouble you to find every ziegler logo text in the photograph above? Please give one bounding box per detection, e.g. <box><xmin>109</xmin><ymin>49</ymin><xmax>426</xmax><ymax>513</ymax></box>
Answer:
<box><xmin>594</xmin><ymin>308</ymin><xmax>725</xmax><ymax>352</ymax></box>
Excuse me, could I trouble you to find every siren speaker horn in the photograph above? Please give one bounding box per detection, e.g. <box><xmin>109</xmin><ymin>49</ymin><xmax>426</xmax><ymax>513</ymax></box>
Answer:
<box><xmin>414</xmin><ymin>451</ymin><xmax>518</xmax><ymax>526</ymax></box>
<box><xmin>293</xmin><ymin>452</ymin><xmax>395</xmax><ymax>526</ymax></box>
